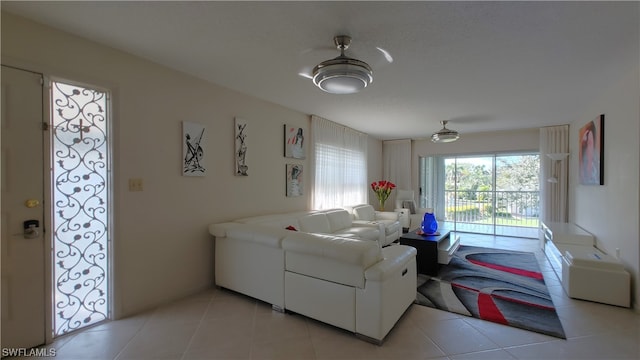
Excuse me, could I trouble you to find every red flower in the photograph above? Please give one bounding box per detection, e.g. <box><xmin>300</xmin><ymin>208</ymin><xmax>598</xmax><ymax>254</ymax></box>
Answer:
<box><xmin>371</xmin><ymin>180</ymin><xmax>396</xmax><ymax>210</ymax></box>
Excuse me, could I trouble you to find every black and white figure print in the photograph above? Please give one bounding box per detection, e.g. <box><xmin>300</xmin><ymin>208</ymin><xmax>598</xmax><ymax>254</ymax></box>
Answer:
<box><xmin>235</xmin><ymin>118</ymin><xmax>248</xmax><ymax>176</ymax></box>
<box><xmin>284</xmin><ymin>125</ymin><xmax>305</xmax><ymax>159</ymax></box>
<box><xmin>182</xmin><ymin>121</ymin><xmax>206</xmax><ymax>176</ymax></box>
<box><xmin>286</xmin><ymin>164</ymin><xmax>303</xmax><ymax>197</ymax></box>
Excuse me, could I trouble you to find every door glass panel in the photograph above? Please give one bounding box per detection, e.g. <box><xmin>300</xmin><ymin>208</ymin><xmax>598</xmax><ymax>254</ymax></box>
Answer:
<box><xmin>51</xmin><ymin>81</ymin><xmax>110</xmax><ymax>335</ymax></box>
<box><xmin>420</xmin><ymin>153</ymin><xmax>539</xmax><ymax>238</ymax></box>
<box><xmin>445</xmin><ymin>156</ymin><xmax>494</xmax><ymax>235</ymax></box>
<box><xmin>495</xmin><ymin>154</ymin><xmax>540</xmax><ymax>236</ymax></box>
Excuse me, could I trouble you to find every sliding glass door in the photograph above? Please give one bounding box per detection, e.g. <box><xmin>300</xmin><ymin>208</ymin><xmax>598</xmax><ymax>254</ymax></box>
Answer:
<box><xmin>419</xmin><ymin>153</ymin><xmax>539</xmax><ymax>238</ymax></box>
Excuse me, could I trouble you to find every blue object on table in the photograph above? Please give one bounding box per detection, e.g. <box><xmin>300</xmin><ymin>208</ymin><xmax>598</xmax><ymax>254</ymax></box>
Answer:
<box><xmin>421</xmin><ymin>212</ymin><xmax>438</xmax><ymax>234</ymax></box>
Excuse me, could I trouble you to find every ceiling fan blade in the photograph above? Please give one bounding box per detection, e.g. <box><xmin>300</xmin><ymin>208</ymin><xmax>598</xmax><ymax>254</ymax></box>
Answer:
<box><xmin>297</xmin><ymin>46</ymin><xmax>337</xmax><ymax>80</ymax></box>
<box><xmin>376</xmin><ymin>47</ymin><xmax>394</xmax><ymax>64</ymax></box>
<box><xmin>297</xmin><ymin>64</ymin><xmax>314</xmax><ymax>79</ymax></box>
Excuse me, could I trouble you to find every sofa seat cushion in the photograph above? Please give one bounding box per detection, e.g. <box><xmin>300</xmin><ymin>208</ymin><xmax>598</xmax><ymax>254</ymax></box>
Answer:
<box><xmin>283</xmin><ymin>233</ymin><xmax>382</xmax><ymax>288</ymax></box>
<box><xmin>333</xmin><ymin>226</ymin><xmax>380</xmax><ymax>241</ymax></box>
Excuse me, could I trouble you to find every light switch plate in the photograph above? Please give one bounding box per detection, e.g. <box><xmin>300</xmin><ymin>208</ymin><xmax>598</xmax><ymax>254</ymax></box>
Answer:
<box><xmin>128</xmin><ymin>178</ymin><xmax>143</xmax><ymax>191</ymax></box>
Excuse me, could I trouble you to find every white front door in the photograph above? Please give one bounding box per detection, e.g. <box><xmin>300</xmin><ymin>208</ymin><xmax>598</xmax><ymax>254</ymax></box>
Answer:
<box><xmin>1</xmin><ymin>66</ymin><xmax>46</xmax><ymax>349</ymax></box>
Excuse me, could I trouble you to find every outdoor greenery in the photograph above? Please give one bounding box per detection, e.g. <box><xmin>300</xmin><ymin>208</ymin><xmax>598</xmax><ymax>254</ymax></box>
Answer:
<box><xmin>444</xmin><ymin>155</ymin><xmax>540</xmax><ymax>228</ymax></box>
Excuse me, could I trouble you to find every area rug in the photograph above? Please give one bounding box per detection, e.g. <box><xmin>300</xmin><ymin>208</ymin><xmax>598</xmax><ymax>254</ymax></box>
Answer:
<box><xmin>416</xmin><ymin>245</ymin><xmax>566</xmax><ymax>339</ymax></box>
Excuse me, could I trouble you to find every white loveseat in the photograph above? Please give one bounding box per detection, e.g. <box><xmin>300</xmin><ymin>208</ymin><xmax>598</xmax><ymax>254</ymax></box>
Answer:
<box><xmin>343</xmin><ymin>204</ymin><xmax>402</xmax><ymax>246</ymax></box>
<box><xmin>209</xmin><ymin>209</ymin><xmax>417</xmax><ymax>343</ymax></box>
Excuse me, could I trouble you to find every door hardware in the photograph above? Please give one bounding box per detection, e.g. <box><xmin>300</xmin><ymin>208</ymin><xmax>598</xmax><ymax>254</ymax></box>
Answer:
<box><xmin>25</xmin><ymin>199</ymin><xmax>40</xmax><ymax>208</ymax></box>
<box><xmin>23</xmin><ymin>220</ymin><xmax>40</xmax><ymax>239</ymax></box>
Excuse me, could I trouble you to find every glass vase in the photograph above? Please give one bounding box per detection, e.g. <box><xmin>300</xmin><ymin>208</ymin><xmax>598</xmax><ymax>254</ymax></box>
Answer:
<box><xmin>421</xmin><ymin>212</ymin><xmax>438</xmax><ymax>234</ymax></box>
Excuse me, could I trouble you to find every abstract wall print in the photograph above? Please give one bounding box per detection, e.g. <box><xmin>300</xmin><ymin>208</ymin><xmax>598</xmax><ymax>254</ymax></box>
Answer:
<box><xmin>578</xmin><ymin>114</ymin><xmax>604</xmax><ymax>185</ymax></box>
<box><xmin>183</xmin><ymin>121</ymin><xmax>206</xmax><ymax>176</ymax></box>
<box><xmin>286</xmin><ymin>164</ymin><xmax>303</xmax><ymax>197</ymax></box>
<box><xmin>235</xmin><ymin>117</ymin><xmax>248</xmax><ymax>176</ymax></box>
<box><xmin>284</xmin><ymin>124</ymin><xmax>305</xmax><ymax>159</ymax></box>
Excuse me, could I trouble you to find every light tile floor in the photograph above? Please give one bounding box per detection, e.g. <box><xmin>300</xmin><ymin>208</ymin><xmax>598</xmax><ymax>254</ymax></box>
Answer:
<box><xmin>24</xmin><ymin>234</ymin><xmax>640</xmax><ymax>359</ymax></box>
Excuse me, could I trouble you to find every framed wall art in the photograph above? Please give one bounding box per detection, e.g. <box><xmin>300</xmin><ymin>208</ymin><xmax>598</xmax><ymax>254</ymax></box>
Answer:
<box><xmin>578</xmin><ymin>114</ymin><xmax>604</xmax><ymax>185</ymax></box>
<box><xmin>286</xmin><ymin>164</ymin><xmax>303</xmax><ymax>197</ymax></box>
<box><xmin>182</xmin><ymin>121</ymin><xmax>206</xmax><ymax>176</ymax></box>
<box><xmin>284</xmin><ymin>124</ymin><xmax>305</xmax><ymax>159</ymax></box>
<box><xmin>235</xmin><ymin>117</ymin><xmax>248</xmax><ymax>176</ymax></box>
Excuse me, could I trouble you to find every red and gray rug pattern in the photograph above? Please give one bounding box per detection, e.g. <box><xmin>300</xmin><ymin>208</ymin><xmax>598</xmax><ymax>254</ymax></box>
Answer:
<box><xmin>416</xmin><ymin>245</ymin><xmax>566</xmax><ymax>339</ymax></box>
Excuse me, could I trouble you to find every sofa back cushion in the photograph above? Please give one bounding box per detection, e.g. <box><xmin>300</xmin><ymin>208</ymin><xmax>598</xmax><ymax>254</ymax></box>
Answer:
<box><xmin>352</xmin><ymin>205</ymin><xmax>375</xmax><ymax>221</ymax></box>
<box><xmin>298</xmin><ymin>213</ymin><xmax>332</xmax><ymax>233</ymax></box>
<box><xmin>325</xmin><ymin>209</ymin><xmax>353</xmax><ymax>232</ymax></box>
<box><xmin>283</xmin><ymin>233</ymin><xmax>382</xmax><ymax>288</ymax></box>
<box><xmin>236</xmin><ymin>212</ymin><xmax>309</xmax><ymax>230</ymax></box>
<box><xmin>210</xmin><ymin>222</ymin><xmax>287</xmax><ymax>248</ymax></box>
<box><xmin>401</xmin><ymin>200</ymin><xmax>417</xmax><ymax>214</ymax></box>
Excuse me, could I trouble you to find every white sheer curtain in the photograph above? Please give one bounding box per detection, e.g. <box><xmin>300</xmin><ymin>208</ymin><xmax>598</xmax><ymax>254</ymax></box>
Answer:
<box><xmin>310</xmin><ymin>115</ymin><xmax>368</xmax><ymax>210</ymax></box>
<box><xmin>419</xmin><ymin>155</ymin><xmax>446</xmax><ymax>215</ymax></box>
<box><xmin>383</xmin><ymin>139</ymin><xmax>411</xmax><ymax>209</ymax></box>
<box><xmin>540</xmin><ymin>125</ymin><xmax>570</xmax><ymax>223</ymax></box>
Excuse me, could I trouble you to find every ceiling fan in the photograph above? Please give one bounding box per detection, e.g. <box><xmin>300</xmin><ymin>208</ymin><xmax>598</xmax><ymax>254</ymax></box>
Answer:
<box><xmin>431</xmin><ymin>121</ymin><xmax>460</xmax><ymax>143</ymax></box>
<box><xmin>300</xmin><ymin>35</ymin><xmax>393</xmax><ymax>95</ymax></box>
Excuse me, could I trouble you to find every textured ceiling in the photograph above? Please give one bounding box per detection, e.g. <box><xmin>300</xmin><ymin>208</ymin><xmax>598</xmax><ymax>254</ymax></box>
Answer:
<box><xmin>2</xmin><ymin>1</ymin><xmax>637</xmax><ymax>140</ymax></box>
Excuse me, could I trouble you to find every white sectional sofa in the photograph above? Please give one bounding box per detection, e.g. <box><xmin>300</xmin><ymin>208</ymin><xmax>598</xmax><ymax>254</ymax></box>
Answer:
<box><xmin>209</xmin><ymin>209</ymin><xmax>417</xmax><ymax>343</ymax></box>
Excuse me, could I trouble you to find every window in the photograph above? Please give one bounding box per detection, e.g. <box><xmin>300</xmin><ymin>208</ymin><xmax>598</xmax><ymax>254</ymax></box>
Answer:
<box><xmin>311</xmin><ymin>116</ymin><xmax>367</xmax><ymax>209</ymax></box>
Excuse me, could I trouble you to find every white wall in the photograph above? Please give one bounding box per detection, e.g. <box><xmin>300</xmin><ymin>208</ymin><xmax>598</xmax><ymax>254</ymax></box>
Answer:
<box><xmin>2</xmin><ymin>12</ymin><xmax>357</xmax><ymax>317</ymax></box>
<box><xmin>569</xmin><ymin>63</ymin><xmax>640</xmax><ymax>308</ymax></box>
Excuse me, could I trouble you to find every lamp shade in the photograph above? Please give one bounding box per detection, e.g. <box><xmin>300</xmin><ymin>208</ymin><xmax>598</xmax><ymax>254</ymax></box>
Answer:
<box><xmin>546</xmin><ymin>153</ymin><xmax>569</xmax><ymax>183</ymax></box>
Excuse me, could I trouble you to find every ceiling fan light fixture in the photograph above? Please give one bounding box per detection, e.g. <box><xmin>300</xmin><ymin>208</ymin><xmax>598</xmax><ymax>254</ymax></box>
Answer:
<box><xmin>311</xmin><ymin>35</ymin><xmax>373</xmax><ymax>94</ymax></box>
<box><xmin>431</xmin><ymin>121</ymin><xmax>460</xmax><ymax>143</ymax></box>
<box><xmin>312</xmin><ymin>59</ymin><xmax>373</xmax><ymax>94</ymax></box>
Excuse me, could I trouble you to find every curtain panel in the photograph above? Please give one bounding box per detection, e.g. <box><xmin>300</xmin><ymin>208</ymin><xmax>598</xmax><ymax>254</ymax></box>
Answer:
<box><xmin>310</xmin><ymin>115</ymin><xmax>368</xmax><ymax>209</ymax></box>
<box><xmin>540</xmin><ymin>125</ymin><xmax>570</xmax><ymax>223</ymax></box>
<box><xmin>383</xmin><ymin>139</ymin><xmax>411</xmax><ymax>210</ymax></box>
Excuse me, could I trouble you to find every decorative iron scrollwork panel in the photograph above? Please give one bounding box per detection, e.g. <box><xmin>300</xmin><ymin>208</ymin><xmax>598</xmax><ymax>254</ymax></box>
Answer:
<box><xmin>51</xmin><ymin>82</ymin><xmax>109</xmax><ymax>335</ymax></box>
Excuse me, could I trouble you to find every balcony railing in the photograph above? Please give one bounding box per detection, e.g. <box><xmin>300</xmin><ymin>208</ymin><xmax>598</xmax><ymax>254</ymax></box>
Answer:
<box><xmin>443</xmin><ymin>190</ymin><xmax>539</xmax><ymax>235</ymax></box>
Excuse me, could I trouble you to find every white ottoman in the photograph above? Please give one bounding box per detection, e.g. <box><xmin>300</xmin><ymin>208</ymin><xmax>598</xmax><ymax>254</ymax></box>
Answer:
<box><xmin>561</xmin><ymin>247</ymin><xmax>630</xmax><ymax>307</ymax></box>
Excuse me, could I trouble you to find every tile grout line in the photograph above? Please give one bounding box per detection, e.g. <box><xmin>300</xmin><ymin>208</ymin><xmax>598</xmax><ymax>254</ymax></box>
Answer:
<box><xmin>112</xmin><ymin>309</ymin><xmax>156</xmax><ymax>360</ymax></box>
<box><xmin>179</xmin><ymin>292</ymin><xmax>218</xmax><ymax>360</ymax></box>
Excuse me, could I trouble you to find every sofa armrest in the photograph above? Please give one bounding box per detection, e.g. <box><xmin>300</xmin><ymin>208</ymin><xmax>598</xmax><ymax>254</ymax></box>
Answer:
<box><xmin>394</xmin><ymin>208</ymin><xmax>410</xmax><ymax>229</ymax></box>
<box><xmin>374</xmin><ymin>211</ymin><xmax>400</xmax><ymax>221</ymax></box>
<box><xmin>209</xmin><ymin>222</ymin><xmax>241</xmax><ymax>237</ymax></box>
<box><xmin>365</xmin><ymin>245</ymin><xmax>417</xmax><ymax>282</ymax></box>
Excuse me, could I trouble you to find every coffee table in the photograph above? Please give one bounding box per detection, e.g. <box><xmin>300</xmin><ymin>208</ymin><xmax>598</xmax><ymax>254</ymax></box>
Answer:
<box><xmin>399</xmin><ymin>228</ymin><xmax>460</xmax><ymax>276</ymax></box>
